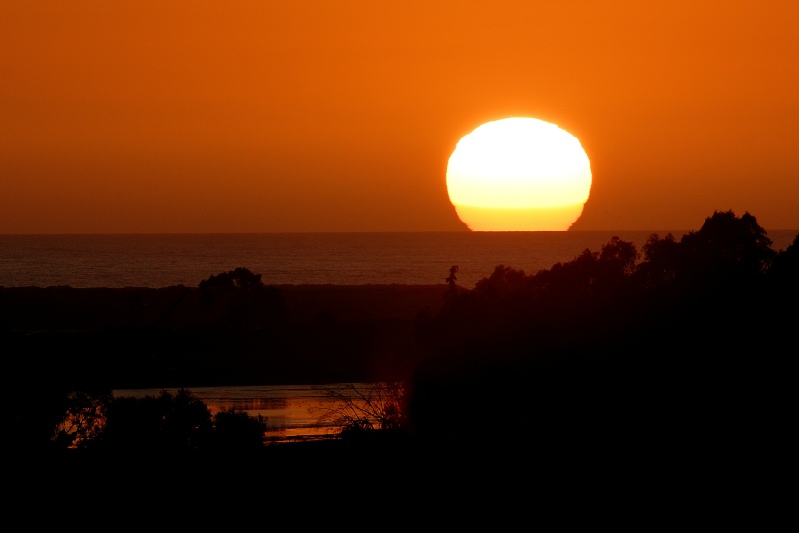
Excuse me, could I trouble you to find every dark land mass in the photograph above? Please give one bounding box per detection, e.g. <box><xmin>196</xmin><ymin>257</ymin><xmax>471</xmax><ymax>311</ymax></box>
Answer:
<box><xmin>4</xmin><ymin>211</ymin><xmax>797</xmax><ymax>485</ymax></box>
<box><xmin>2</xmin><ymin>283</ymin><xmax>451</xmax><ymax>389</ymax></box>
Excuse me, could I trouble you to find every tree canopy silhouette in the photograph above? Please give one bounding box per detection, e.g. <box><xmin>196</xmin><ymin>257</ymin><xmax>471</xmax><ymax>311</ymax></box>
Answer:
<box><xmin>406</xmin><ymin>209</ymin><xmax>798</xmax><ymax>456</ymax></box>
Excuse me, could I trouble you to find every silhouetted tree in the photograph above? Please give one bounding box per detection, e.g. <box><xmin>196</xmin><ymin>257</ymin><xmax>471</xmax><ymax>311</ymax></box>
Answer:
<box><xmin>530</xmin><ymin>236</ymin><xmax>637</xmax><ymax>298</ymax></box>
<box><xmin>597</xmin><ymin>236</ymin><xmax>639</xmax><ymax>279</ymax></box>
<box><xmin>199</xmin><ymin>267</ymin><xmax>264</xmax><ymax>290</ymax></box>
<box><xmin>767</xmin><ymin>232</ymin><xmax>799</xmax><ymax>286</ymax></box>
<box><xmin>198</xmin><ymin>267</ymin><xmax>286</xmax><ymax>330</ymax></box>
<box><xmin>91</xmin><ymin>389</ymin><xmax>213</xmax><ymax>451</ymax></box>
<box><xmin>445</xmin><ymin>265</ymin><xmax>458</xmax><ymax>286</ymax></box>
<box><xmin>209</xmin><ymin>408</ymin><xmax>268</xmax><ymax>450</ymax></box>
<box><xmin>637</xmin><ymin>232</ymin><xmax>681</xmax><ymax>287</ymax></box>
<box><xmin>51</xmin><ymin>389</ymin><xmax>112</xmax><ymax>449</ymax></box>
<box><xmin>312</xmin><ymin>382</ymin><xmax>407</xmax><ymax>437</ymax></box>
<box><xmin>473</xmin><ymin>264</ymin><xmax>530</xmax><ymax>300</ymax></box>
<box><xmin>674</xmin><ymin>210</ymin><xmax>775</xmax><ymax>284</ymax></box>
<box><xmin>444</xmin><ymin>265</ymin><xmax>459</xmax><ymax>305</ymax></box>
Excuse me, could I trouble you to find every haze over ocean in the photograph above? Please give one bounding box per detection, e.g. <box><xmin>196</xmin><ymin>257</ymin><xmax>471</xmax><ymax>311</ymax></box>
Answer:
<box><xmin>2</xmin><ymin>230</ymin><xmax>796</xmax><ymax>290</ymax></box>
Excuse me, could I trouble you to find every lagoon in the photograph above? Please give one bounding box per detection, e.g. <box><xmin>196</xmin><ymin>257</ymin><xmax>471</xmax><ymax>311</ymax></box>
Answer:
<box><xmin>113</xmin><ymin>383</ymin><xmax>389</xmax><ymax>443</ymax></box>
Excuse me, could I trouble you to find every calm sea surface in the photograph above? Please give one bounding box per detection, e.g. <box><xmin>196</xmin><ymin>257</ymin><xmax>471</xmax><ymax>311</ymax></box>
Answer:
<box><xmin>2</xmin><ymin>230</ymin><xmax>796</xmax><ymax>290</ymax></box>
<box><xmin>5</xmin><ymin>230</ymin><xmax>796</xmax><ymax>442</ymax></box>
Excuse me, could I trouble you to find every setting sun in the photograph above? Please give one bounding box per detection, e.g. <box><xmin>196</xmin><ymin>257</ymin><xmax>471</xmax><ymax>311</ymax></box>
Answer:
<box><xmin>447</xmin><ymin>117</ymin><xmax>592</xmax><ymax>231</ymax></box>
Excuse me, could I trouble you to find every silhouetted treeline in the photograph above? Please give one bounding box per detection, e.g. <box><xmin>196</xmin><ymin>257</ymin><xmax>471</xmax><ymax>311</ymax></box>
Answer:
<box><xmin>406</xmin><ymin>210</ymin><xmax>798</xmax><ymax>461</ymax></box>
<box><xmin>49</xmin><ymin>388</ymin><xmax>268</xmax><ymax>453</ymax></box>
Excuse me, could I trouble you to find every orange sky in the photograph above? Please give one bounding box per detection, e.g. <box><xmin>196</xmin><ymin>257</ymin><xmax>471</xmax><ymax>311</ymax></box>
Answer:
<box><xmin>2</xmin><ymin>0</ymin><xmax>798</xmax><ymax>233</ymax></box>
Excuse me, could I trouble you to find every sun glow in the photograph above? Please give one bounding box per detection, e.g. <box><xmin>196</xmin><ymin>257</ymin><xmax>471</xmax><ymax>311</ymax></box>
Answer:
<box><xmin>446</xmin><ymin>117</ymin><xmax>592</xmax><ymax>231</ymax></box>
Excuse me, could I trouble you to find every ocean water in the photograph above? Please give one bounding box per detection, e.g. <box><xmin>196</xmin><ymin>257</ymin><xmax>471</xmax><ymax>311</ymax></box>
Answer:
<box><xmin>3</xmin><ymin>230</ymin><xmax>796</xmax><ymax>290</ymax></box>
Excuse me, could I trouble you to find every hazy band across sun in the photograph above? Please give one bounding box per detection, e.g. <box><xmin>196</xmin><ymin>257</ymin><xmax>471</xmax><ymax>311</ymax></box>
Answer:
<box><xmin>446</xmin><ymin>117</ymin><xmax>592</xmax><ymax>231</ymax></box>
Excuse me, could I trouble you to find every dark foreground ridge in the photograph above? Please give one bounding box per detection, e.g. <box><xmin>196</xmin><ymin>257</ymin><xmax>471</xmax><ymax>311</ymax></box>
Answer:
<box><xmin>4</xmin><ymin>210</ymin><xmax>797</xmax><ymax>476</ymax></box>
<box><xmin>2</xmin><ymin>283</ymin><xmax>450</xmax><ymax>387</ymax></box>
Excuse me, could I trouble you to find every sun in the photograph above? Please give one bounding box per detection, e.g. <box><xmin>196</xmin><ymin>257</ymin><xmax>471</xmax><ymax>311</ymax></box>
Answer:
<box><xmin>446</xmin><ymin>117</ymin><xmax>592</xmax><ymax>231</ymax></box>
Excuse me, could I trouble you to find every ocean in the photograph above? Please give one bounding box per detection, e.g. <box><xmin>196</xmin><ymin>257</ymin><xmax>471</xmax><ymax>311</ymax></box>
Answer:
<box><xmin>3</xmin><ymin>230</ymin><xmax>796</xmax><ymax>290</ymax></box>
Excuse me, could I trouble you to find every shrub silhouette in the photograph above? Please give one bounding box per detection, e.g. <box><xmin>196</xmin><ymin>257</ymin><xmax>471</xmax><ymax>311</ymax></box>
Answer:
<box><xmin>209</xmin><ymin>408</ymin><xmax>268</xmax><ymax>450</ymax></box>
<box><xmin>198</xmin><ymin>267</ymin><xmax>286</xmax><ymax>330</ymax></box>
<box><xmin>199</xmin><ymin>267</ymin><xmax>264</xmax><ymax>290</ymax></box>
<box><xmin>93</xmin><ymin>389</ymin><xmax>213</xmax><ymax>451</ymax></box>
<box><xmin>312</xmin><ymin>382</ymin><xmax>407</xmax><ymax>437</ymax></box>
<box><xmin>39</xmin><ymin>388</ymin><xmax>272</xmax><ymax>452</ymax></box>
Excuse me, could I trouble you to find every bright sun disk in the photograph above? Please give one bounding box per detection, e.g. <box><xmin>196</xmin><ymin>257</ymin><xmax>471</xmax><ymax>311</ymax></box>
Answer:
<box><xmin>446</xmin><ymin>117</ymin><xmax>592</xmax><ymax>231</ymax></box>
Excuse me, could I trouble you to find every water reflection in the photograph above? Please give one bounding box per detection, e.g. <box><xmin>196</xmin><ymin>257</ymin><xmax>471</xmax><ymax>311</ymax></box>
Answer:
<box><xmin>112</xmin><ymin>383</ymin><xmax>380</xmax><ymax>443</ymax></box>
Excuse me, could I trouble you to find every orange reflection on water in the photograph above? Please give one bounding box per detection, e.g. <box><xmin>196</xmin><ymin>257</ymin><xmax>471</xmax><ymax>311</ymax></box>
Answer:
<box><xmin>114</xmin><ymin>384</ymin><xmax>377</xmax><ymax>443</ymax></box>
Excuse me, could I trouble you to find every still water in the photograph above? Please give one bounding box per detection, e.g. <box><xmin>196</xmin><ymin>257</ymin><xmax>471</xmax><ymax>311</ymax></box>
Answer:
<box><xmin>113</xmin><ymin>383</ymin><xmax>387</xmax><ymax>443</ymax></box>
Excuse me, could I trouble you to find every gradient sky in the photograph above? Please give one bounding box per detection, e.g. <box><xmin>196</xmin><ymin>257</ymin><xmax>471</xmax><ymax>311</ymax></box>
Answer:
<box><xmin>2</xmin><ymin>0</ymin><xmax>798</xmax><ymax>233</ymax></box>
